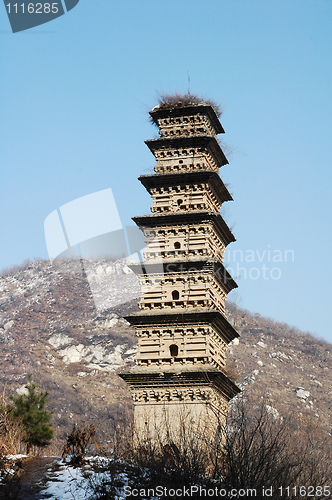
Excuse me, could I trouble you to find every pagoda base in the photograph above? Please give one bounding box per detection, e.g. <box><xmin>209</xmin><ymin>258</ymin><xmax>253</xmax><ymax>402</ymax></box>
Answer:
<box><xmin>120</xmin><ymin>365</ymin><xmax>240</xmax><ymax>446</ymax></box>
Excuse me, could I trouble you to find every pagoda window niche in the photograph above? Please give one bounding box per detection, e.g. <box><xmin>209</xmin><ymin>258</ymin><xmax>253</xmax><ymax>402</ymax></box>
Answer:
<box><xmin>169</xmin><ymin>344</ymin><xmax>179</xmax><ymax>357</ymax></box>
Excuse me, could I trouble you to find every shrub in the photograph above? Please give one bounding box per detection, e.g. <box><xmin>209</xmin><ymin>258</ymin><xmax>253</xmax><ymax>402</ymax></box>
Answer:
<box><xmin>0</xmin><ymin>408</ymin><xmax>25</xmax><ymax>458</ymax></box>
<box><xmin>62</xmin><ymin>422</ymin><xmax>105</xmax><ymax>464</ymax></box>
<box><xmin>127</xmin><ymin>397</ymin><xmax>332</xmax><ymax>494</ymax></box>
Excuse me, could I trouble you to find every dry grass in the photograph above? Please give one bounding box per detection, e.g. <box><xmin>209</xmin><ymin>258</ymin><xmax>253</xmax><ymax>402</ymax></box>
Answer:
<box><xmin>0</xmin><ymin>387</ymin><xmax>25</xmax><ymax>457</ymax></box>
<box><xmin>85</xmin><ymin>396</ymin><xmax>332</xmax><ymax>496</ymax></box>
<box><xmin>0</xmin><ymin>259</ymin><xmax>32</xmax><ymax>277</ymax></box>
<box><xmin>153</xmin><ymin>92</ymin><xmax>222</xmax><ymax>117</ymax></box>
<box><xmin>62</xmin><ymin>421</ymin><xmax>106</xmax><ymax>464</ymax></box>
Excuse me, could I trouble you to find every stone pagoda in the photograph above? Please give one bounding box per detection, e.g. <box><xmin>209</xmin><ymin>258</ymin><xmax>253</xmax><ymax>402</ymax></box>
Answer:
<box><xmin>120</xmin><ymin>98</ymin><xmax>240</xmax><ymax>441</ymax></box>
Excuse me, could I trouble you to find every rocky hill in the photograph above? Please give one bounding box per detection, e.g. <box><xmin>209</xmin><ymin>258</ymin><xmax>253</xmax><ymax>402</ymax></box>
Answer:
<box><xmin>1</xmin><ymin>258</ymin><xmax>332</xmax><ymax>452</ymax></box>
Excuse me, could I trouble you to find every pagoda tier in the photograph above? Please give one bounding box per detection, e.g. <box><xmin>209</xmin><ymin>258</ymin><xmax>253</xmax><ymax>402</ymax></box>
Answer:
<box><xmin>120</xmin><ymin>366</ymin><xmax>240</xmax><ymax>418</ymax></box>
<box><xmin>133</xmin><ymin>211</ymin><xmax>235</xmax><ymax>263</ymax></box>
<box><xmin>149</xmin><ymin>103</ymin><xmax>225</xmax><ymax>137</ymax></box>
<box><xmin>145</xmin><ymin>136</ymin><xmax>228</xmax><ymax>174</ymax></box>
<box><xmin>120</xmin><ymin>100</ymin><xmax>239</xmax><ymax>438</ymax></box>
<box><xmin>139</xmin><ymin>170</ymin><xmax>233</xmax><ymax>213</ymax></box>
<box><xmin>123</xmin><ymin>309</ymin><xmax>239</xmax><ymax>370</ymax></box>
<box><xmin>130</xmin><ymin>260</ymin><xmax>237</xmax><ymax>315</ymax></box>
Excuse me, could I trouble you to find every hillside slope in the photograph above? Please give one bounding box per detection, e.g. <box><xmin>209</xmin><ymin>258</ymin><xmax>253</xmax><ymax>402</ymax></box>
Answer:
<box><xmin>1</xmin><ymin>258</ymin><xmax>331</xmax><ymax>452</ymax></box>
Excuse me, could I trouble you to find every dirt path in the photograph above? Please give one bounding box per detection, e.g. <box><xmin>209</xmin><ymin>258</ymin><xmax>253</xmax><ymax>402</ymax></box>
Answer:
<box><xmin>16</xmin><ymin>457</ymin><xmax>58</xmax><ymax>500</ymax></box>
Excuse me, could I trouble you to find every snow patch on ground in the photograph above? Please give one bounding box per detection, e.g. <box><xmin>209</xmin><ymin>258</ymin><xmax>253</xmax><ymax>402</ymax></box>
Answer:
<box><xmin>0</xmin><ymin>455</ymin><xmax>28</xmax><ymax>484</ymax></box>
<box><xmin>40</xmin><ymin>457</ymin><xmax>130</xmax><ymax>500</ymax></box>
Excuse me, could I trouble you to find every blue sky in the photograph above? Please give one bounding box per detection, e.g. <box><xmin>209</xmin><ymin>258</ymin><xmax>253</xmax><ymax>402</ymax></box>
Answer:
<box><xmin>1</xmin><ymin>1</ymin><xmax>332</xmax><ymax>341</ymax></box>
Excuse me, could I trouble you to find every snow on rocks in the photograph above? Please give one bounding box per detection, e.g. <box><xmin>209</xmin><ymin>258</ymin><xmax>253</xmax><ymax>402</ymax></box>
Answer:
<box><xmin>0</xmin><ymin>455</ymin><xmax>28</xmax><ymax>484</ymax></box>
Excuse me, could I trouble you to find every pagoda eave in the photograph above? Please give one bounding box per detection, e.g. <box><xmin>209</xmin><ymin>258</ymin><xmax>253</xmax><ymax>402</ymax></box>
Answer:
<box><xmin>145</xmin><ymin>136</ymin><xmax>228</xmax><ymax>168</ymax></box>
<box><xmin>149</xmin><ymin>104</ymin><xmax>225</xmax><ymax>135</ymax></box>
<box><xmin>129</xmin><ymin>259</ymin><xmax>237</xmax><ymax>293</ymax></box>
<box><xmin>133</xmin><ymin>211</ymin><xmax>236</xmax><ymax>247</ymax></box>
<box><xmin>138</xmin><ymin>170</ymin><xmax>233</xmax><ymax>204</ymax></box>
<box><xmin>120</xmin><ymin>365</ymin><xmax>240</xmax><ymax>401</ymax></box>
<box><xmin>124</xmin><ymin>308</ymin><xmax>240</xmax><ymax>344</ymax></box>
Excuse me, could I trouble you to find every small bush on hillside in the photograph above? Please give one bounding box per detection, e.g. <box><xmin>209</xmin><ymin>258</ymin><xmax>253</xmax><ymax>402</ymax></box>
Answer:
<box><xmin>0</xmin><ymin>259</ymin><xmax>32</xmax><ymax>277</ymax></box>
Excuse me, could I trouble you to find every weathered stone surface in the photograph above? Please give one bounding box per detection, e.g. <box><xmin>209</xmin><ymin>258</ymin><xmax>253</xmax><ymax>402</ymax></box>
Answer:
<box><xmin>56</xmin><ymin>342</ymin><xmax>127</xmax><ymax>371</ymax></box>
<box><xmin>265</xmin><ymin>405</ymin><xmax>279</xmax><ymax>420</ymax></box>
<box><xmin>16</xmin><ymin>385</ymin><xmax>29</xmax><ymax>396</ymax></box>
<box><xmin>48</xmin><ymin>333</ymin><xmax>73</xmax><ymax>349</ymax></box>
<box><xmin>271</xmin><ymin>351</ymin><xmax>291</xmax><ymax>361</ymax></box>
<box><xmin>296</xmin><ymin>388</ymin><xmax>310</xmax><ymax>400</ymax></box>
<box><xmin>257</xmin><ymin>341</ymin><xmax>267</xmax><ymax>348</ymax></box>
